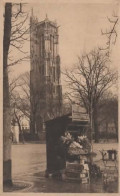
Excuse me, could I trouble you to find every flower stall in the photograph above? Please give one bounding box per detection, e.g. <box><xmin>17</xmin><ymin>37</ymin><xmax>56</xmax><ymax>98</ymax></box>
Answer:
<box><xmin>58</xmin><ymin>131</ymin><xmax>92</xmax><ymax>183</ymax></box>
<box><xmin>45</xmin><ymin>113</ymin><xmax>95</xmax><ymax>182</ymax></box>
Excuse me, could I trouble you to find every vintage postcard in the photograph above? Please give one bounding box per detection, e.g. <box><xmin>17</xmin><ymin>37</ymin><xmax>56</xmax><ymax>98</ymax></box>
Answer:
<box><xmin>1</xmin><ymin>0</ymin><xmax>120</xmax><ymax>194</ymax></box>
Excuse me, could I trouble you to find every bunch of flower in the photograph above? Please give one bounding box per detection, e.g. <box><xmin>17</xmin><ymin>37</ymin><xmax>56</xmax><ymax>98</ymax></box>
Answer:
<box><xmin>77</xmin><ymin>135</ymin><xmax>91</xmax><ymax>152</ymax></box>
<box><xmin>59</xmin><ymin>132</ymin><xmax>73</xmax><ymax>148</ymax></box>
<box><xmin>60</xmin><ymin>132</ymin><xmax>91</xmax><ymax>155</ymax></box>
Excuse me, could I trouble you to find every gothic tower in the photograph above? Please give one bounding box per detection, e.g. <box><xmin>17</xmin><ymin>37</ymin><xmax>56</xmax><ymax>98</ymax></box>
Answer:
<box><xmin>30</xmin><ymin>14</ymin><xmax>62</xmax><ymax>139</ymax></box>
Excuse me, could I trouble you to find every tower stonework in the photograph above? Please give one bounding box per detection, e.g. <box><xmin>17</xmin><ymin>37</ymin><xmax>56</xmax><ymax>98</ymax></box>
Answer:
<box><xmin>30</xmin><ymin>15</ymin><xmax>62</xmax><ymax>139</ymax></box>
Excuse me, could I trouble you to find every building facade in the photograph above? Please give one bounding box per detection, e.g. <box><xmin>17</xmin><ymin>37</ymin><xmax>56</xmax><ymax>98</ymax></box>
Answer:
<box><xmin>30</xmin><ymin>15</ymin><xmax>62</xmax><ymax>139</ymax></box>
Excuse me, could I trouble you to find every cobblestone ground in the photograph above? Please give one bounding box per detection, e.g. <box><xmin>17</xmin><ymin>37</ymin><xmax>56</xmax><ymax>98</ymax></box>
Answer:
<box><xmin>11</xmin><ymin>142</ymin><xmax>118</xmax><ymax>193</ymax></box>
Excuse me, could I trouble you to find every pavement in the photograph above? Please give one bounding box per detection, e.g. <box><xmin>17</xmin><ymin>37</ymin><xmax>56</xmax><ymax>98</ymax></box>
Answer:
<box><xmin>8</xmin><ymin>142</ymin><xmax>118</xmax><ymax>193</ymax></box>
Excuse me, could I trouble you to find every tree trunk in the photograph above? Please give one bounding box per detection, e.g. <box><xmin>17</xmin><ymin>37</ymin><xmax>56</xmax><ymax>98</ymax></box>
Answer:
<box><xmin>15</xmin><ymin>114</ymin><xmax>25</xmax><ymax>143</ymax></box>
<box><xmin>30</xmin><ymin>114</ymin><xmax>36</xmax><ymax>137</ymax></box>
<box><xmin>114</xmin><ymin>119</ymin><xmax>118</xmax><ymax>142</ymax></box>
<box><xmin>3</xmin><ymin>3</ymin><xmax>12</xmax><ymax>186</ymax></box>
<box><xmin>88</xmin><ymin>110</ymin><xmax>93</xmax><ymax>142</ymax></box>
<box><xmin>105</xmin><ymin>122</ymin><xmax>109</xmax><ymax>142</ymax></box>
<box><xmin>93</xmin><ymin>108</ymin><xmax>99</xmax><ymax>143</ymax></box>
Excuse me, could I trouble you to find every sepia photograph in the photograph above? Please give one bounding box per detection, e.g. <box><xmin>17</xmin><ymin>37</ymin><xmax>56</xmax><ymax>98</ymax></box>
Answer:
<box><xmin>2</xmin><ymin>0</ymin><xmax>119</xmax><ymax>193</ymax></box>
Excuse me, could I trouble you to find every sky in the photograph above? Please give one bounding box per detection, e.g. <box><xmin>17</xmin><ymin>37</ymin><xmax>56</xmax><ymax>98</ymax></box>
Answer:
<box><xmin>9</xmin><ymin>0</ymin><xmax>119</xmax><ymax>92</ymax></box>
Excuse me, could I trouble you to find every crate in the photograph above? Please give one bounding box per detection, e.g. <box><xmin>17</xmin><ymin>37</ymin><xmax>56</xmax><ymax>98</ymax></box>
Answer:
<box><xmin>81</xmin><ymin>177</ymin><xmax>89</xmax><ymax>184</ymax></box>
<box><xmin>66</xmin><ymin>171</ymin><xmax>80</xmax><ymax>179</ymax></box>
<box><xmin>66</xmin><ymin>162</ymin><xmax>83</xmax><ymax>172</ymax></box>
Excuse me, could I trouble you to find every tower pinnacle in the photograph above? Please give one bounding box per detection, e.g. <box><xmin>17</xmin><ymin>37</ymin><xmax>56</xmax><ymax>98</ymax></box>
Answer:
<box><xmin>45</xmin><ymin>14</ymin><xmax>48</xmax><ymax>21</ymax></box>
<box><xmin>31</xmin><ymin>8</ymin><xmax>34</xmax><ymax>17</ymax></box>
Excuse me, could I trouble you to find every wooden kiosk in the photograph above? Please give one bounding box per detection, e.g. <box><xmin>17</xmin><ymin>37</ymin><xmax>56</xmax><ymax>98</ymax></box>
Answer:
<box><xmin>45</xmin><ymin>114</ymin><xmax>71</xmax><ymax>175</ymax></box>
<box><xmin>45</xmin><ymin>111</ymin><xmax>90</xmax><ymax>180</ymax></box>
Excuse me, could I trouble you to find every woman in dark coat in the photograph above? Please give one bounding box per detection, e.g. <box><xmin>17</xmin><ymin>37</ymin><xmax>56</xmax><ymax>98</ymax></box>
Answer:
<box><xmin>56</xmin><ymin>137</ymin><xmax>66</xmax><ymax>170</ymax></box>
<box><xmin>53</xmin><ymin>136</ymin><xmax>67</xmax><ymax>179</ymax></box>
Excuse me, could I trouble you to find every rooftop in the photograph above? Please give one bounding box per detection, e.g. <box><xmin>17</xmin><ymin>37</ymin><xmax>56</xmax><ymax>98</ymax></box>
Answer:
<box><xmin>36</xmin><ymin>14</ymin><xmax>58</xmax><ymax>28</ymax></box>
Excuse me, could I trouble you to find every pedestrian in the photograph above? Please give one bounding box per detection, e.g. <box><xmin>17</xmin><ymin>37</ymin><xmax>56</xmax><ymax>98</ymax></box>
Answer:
<box><xmin>55</xmin><ymin>136</ymin><xmax>67</xmax><ymax>180</ymax></box>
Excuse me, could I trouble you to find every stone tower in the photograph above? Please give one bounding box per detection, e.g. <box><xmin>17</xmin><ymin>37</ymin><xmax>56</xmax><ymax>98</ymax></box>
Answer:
<box><xmin>30</xmin><ymin>14</ymin><xmax>62</xmax><ymax>139</ymax></box>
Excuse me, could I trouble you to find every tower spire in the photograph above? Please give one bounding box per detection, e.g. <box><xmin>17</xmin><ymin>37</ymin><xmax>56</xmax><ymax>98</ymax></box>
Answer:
<box><xmin>46</xmin><ymin>14</ymin><xmax>48</xmax><ymax>19</ymax></box>
<box><xmin>45</xmin><ymin>14</ymin><xmax>49</xmax><ymax>22</ymax></box>
<box><xmin>31</xmin><ymin>7</ymin><xmax>34</xmax><ymax>17</ymax></box>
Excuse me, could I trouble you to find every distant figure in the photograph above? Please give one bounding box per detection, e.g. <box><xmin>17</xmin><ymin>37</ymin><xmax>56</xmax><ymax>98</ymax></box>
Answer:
<box><xmin>12</xmin><ymin>123</ymin><xmax>19</xmax><ymax>143</ymax></box>
<box><xmin>54</xmin><ymin>136</ymin><xmax>67</xmax><ymax>179</ymax></box>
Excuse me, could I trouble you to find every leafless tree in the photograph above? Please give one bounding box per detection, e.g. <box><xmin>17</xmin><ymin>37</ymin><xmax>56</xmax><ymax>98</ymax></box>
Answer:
<box><xmin>98</xmin><ymin>92</ymin><xmax>118</xmax><ymax>142</ymax></box>
<box><xmin>11</xmin><ymin>102</ymin><xmax>24</xmax><ymax>135</ymax></box>
<box><xmin>3</xmin><ymin>3</ymin><xmax>29</xmax><ymax>186</ymax></box>
<box><xmin>64</xmin><ymin>49</ymin><xmax>117</xmax><ymax>142</ymax></box>
<box><xmin>9</xmin><ymin>75</ymin><xmax>22</xmax><ymax>98</ymax></box>
<box><xmin>9</xmin><ymin>72</ymin><xmax>42</xmax><ymax>136</ymax></box>
<box><xmin>62</xmin><ymin>93</ymin><xmax>72</xmax><ymax>114</ymax></box>
<box><xmin>3</xmin><ymin>3</ymin><xmax>12</xmax><ymax>186</ymax></box>
<box><xmin>100</xmin><ymin>13</ymin><xmax>118</xmax><ymax>56</ymax></box>
<box><xmin>8</xmin><ymin>3</ymin><xmax>29</xmax><ymax>67</ymax></box>
<box><xmin>9</xmin><ymin>74</ymin><xmax>30</xmax><ymax>144</ymax></box>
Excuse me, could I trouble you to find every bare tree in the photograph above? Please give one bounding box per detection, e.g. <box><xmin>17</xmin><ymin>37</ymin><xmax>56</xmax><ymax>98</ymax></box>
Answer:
<box><xmin>98</xmin><ymin>92</ymin><xmax>118</xmax><ymax>141</ymax></box>
<box><xmin>62</xmin><ymin>93</ymin><xmax>72</xmax><ymax>114</ymax></box>
<box><xmin>12</xmin><ymin>104</ymin><xmax>24</xmax><ymax>137</ymax></box>
<box><xmin>10</xmin><ymin>71</ymin><xmax>46</xmax><ymax>138</ymax></box>
<box><xmin>10</xmin><ymin>89</ymin><xmax>26</xmax><ymax>140</ymax></box>
<box><xmin>17</xmin><ymin>72</ymin><xmax>30</xmax><ymax>119</ymax></box>
<box><xmin>100</xmin><ymin>13</ymin><xmax>118</xmax><ymax>56</ymax></box>
<box><xmin>3</xmin><ymin>3</ymin><xmax>12</xmax><ymax>186</ymax></box>
<box><xmin>8</xmin><ymin>3</ymin><xmax>29</xmax><ymax>66</ymax></box>
<box><xmin>10</xmin><ymin>72</ymin><xmax>41</xmax><ymax>137</ymax></box>
<box><xmin>64</xmin><ymin>49</ymin><xmax>117</xmax><ymax>142</ymax></box>
<box><xmin>3</xmin><ymin>3</ymin><xmax>29</xmax><ymax>186</ymax></box>
<box><xmin>9</xmin><ymin>75</ymin><xmax>22</xmax><ymax>99</ymax></box>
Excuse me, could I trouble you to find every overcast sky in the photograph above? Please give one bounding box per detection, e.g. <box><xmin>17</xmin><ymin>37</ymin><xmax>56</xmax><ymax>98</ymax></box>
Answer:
<box><xmin>10</xmin><ymin>0</ymin><xmax>119</xmax><ymax>91</ymax></box>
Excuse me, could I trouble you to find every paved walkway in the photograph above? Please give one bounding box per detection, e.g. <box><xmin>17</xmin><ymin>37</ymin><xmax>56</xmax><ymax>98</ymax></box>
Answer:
<box><xmin>11</xmin><ymin>142</ymin><xmax>118</xmax><ymax>193</ymax></box>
